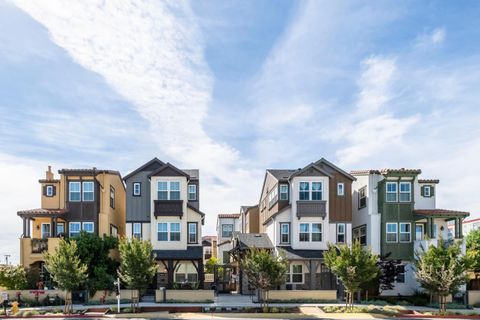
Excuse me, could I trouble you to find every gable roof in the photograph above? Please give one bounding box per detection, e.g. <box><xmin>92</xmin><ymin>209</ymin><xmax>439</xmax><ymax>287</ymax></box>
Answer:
<box><xmin>148</xmin><ymin>162</ymin><xmax>190</xmax><ymax>178</ymax></box>
<box><xmin>315</xmin><ymin>158</ymin><xmax>356</xmax><ymax>181</ymax></box>
<box><xmin>289</xmin><ymin>163</ymin><xmax>334</xmax><ymax>179</ymax></box>
<box><xmin>266</xmin><ymin>169</ymin><xmax>298</xmax><ymax>181</ymax></box>
<box><xmin>234</xmin><ymin>233</ymin><xmax>274</xmax><ymax>250</ymax></box>
<box><xmin>182</xmin><ymin>169</ymin><xmax>199</xmax><ymax>180</ymax></box>
<box><xmin>350</xmin><ymin>168</ymin><xmax>422</xmax><ymax>176</ymax></box>
<box><xmin>123</xmin><ymin>158</ymin><xmax>165</xmax><ymax>181</ymax></box>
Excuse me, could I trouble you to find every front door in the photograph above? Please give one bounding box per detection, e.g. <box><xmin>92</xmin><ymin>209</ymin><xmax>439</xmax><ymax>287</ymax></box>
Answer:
<box><xmin>415</xmin><ymin>224</ymin><xmax>424</xmax><ymax>240</ymax></box>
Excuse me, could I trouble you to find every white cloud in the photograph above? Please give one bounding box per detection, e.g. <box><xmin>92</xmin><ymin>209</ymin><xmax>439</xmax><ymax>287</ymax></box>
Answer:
<box><xmin>415</xmin><ymin>27</ymin><xmax>446</xmax><ymax>48</ymax></box>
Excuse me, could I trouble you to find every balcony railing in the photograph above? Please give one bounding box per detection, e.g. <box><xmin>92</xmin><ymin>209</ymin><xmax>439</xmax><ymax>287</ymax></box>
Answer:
<box><xmin>296</xmin><ymin>200</ymin><xmax>327</xmax><ymax>218</ymax></box>
<box><xmin>154</xmin><ymin>200</ymin><xmax>184</xmax><ymax>217</ymax></box>
<box><xmin>414</xmin><ymin>238</ymin><xmax>466</xmax><ymax>255</ymax></box>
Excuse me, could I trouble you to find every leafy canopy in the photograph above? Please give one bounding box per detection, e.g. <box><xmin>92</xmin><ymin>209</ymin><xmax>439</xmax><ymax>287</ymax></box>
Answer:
<box><xmin>0</xmin><ymin>265</ymin><xmax>28</xmax><ymax>290</ymax></box>
<box><xmin>466</xmin><ymin>229</ymin><xmax>480</xmax><ymax>273</ymax></box>
<box><xmin>241</xmin><ymin>248</ymin><xmax>288</xmax><ymax>292</ymax></box>
<box><xmin>118</xmin><ymin>238</ymin><xmax>157</xmax><ymax>291</ymax></box>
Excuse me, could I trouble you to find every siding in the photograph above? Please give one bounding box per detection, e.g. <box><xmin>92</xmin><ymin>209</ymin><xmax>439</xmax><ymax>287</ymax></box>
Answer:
<box><xmin>125</xmin><ymin>171</ymin><xmax>154</xmax><ymax>222</ymax></box>
<box><xmin>328</xmin><ymin>173</ymin><xmax>352</xmax><ymax>222</ymax></box>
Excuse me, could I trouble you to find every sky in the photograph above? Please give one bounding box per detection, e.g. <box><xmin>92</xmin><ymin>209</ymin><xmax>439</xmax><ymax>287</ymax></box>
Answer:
<box><xmin>1</xmin><ymin>0</ymin><xmax>479</xmax><ymax>263</ymax></box>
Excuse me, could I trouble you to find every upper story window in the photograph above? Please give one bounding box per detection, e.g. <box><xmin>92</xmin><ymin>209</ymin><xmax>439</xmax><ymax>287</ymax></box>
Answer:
<box><xmin>279</xmin><ymin>184</ymin><xmax>289</xmax><ymax>200</ymax></box>
<box><xmin>110</xmin><ymin>186</ymin><xmax>115</xmax><ymax>209</ymax></box>
<box><xmin>337</xmin><ymin>183</ymin><xmax>345</xmax><ymax>196</ymax></box>
<box><xmin>188</xmin><ymin>222</ymin><xmax>198</xmax><ymax>243</ymax></box>
<box><xmin>299</xmin><ymin>223</ymin><xmax>310</xmax><ymax>242</ymax></box>
<box><xmin>399</xmin><ymin>223</ymin><xmax>411</xmax><ymax>242</ymax></box>
<box><xmin>386</xmin><ymin>222</ymin><xmax>398</xmax><ymax>243</ymax></box>
<box><xmin>312</xmin><ymin>223</ymin><xmax>322</xmax><ymax>242</ymax></box>
<box><xmin>41</xmin><ymin>223</ymin><xmax>51</xmax><ymax>239</ymax></box>
<box><xmin>133</xmin><ymin>223</ymin><xmax>142</xmax><ymax>239</ymax></box>
<box><xmin>268</xmin><ymin>188</ymin><xmax>278</xmax><ymax>206</ymax></box>
<box><xmin>82</xmin><ymin>181</ymin><xmax>94</xmax><ymax>201</ymax></box>
<box><xmin>156</xmin><ymin>222</ymin><xmax>182</xmax><ymax>242</ymax></box>
<box><xmin>46</xmin><ymin>185</ymin><xmax>54</xmax><ymax>197</ymax></box>
<box><xmin>353</xmin><ymin>225</ymin><xmax>367</xmax><ymax>245</ymax></box>
<box><xmin>280</xmin><ymin>223</ymin><xmax>290</xmax><ymax>244</ymax></box>
<box><xmin>69</xmin><ymin>222</ymin><xmax>81</xmax><ymax>237</ymax></box>
<box><xmin>133</xmin><ymin>182</ymin><xmax>141</xmax><ymax>196</ymax></box>
<box><xmin>188</xmin><ymin>184</ymin><xmax>197</xmax><ymax>201</ymax></box>
<box><xmin>158</xmin><ymin>223</ymin><xmax>168</xmax><ymax>241</ymax></box>
<box><xmin>222</xmin><ymin>224</ymin><xmax>233</xmax><ymax>238</ymax></box>
<box><xmin>337</xmin><ymin>223</ymin><xmax>346</xmax><ymax>243</ymax></box>
<box><xmin>299</xmin><ymin>182</ymin><xmax>310</xmax><ymax>200</ymax></box>
<box><xmin>83</xmin><ymin>222</ymin><xmax>94</xmax><ymax>233</ymax></box>
<box><xmin>399</xmin><ymin>182</ymin><xmax>411</xmax><ymax>202</ymax></box>
<box><xmin>358</xmin><ymin>187</ymin><xmax>367</xmax><ymax>209</ymax></box>
<box><xmin>157</xmin><ymin>181</ymin><xmax>181</xmax><ymax>200</ymax></box>
<box><xmin>312</xmin><ymin>182</ymin><xmax>322</xmax><ymax>200</ymax></box>
<box><xmin>423</xmin><ymin>185</ymin><xmax>431</xmax><ymax>197</ymax></box>
<box><xmin>386</xmin><ymin>182</ymin><xmax>398</xmax><ymax>202</ymax></box>
<box><xmin>170</xmin><ymin>223</ymin><xmax>181</xmax><ymax>241</ymax></box>
<box><xmin>69</xmin><ymin>182</ymin><xmax>81</xmax><ymax>201</ymax></box>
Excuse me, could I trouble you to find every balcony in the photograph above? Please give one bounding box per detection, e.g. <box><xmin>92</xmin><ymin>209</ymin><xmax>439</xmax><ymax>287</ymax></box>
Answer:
<box><xmin>20</xmin><ymin>237</ymin><xmax>61</xmax><ymax>266</ymax></box>
<box><xmin>414</xmin><ymin>238</ymin><xmax>466</xmax><ymax>255</ymax></box>
<box><xmin>154</xmin><ymin>200</ymin><xmax>184</xmax><ymax>217</ymax></box>
<box><xmin>296</xmin><ymin>200</ymin><xmax>327</xmax><ymax>218</ymax></box>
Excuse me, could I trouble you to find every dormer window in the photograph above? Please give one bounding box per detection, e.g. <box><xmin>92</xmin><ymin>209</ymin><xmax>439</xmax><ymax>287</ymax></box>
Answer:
<box><xmin>46</xmin><ymin>185</ymin><xmax>53</xmax><ymax>197</ymax></box>
<box><xmin>157</xmin><ymin>181</ymin><xmax>180</xmax><ymax>200</ymax></box>
<box><xmin>188</xmin><ymin>184</ymin><xmax>197</xmax><ymax>201</ymax></box>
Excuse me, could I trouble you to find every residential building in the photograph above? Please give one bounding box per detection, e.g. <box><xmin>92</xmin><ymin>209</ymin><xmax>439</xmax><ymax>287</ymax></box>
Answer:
<box><xmin>239</xmin><ymin>205</ymin><xmax>260</xmax><ymax>233</ymax></box>
<box><xmin>202</xmin><ymin>235</ymin><xmax>217</xmax><ymax>262</ymax></box>
<box><xmin>448</xmin><ymin>217</ymin><xmax>480</xmax><ymax>237</ymax></box>
<box><xmin>17</xmin><ymin>166</ymin><xmax>125</xmax><ymax>280</ymax></box>
<box><xmin>124</xmin><ymin>158</ymin><xmax>205</xmax><ymax>289</ymax></box>
<box><xmin>351</xmin><ymin>169</ymin><xmax>469</xmax><ymax>296</ymax></box>
<box><xmin>216</xmin><ymin>213</ymin><xmax>240</xmax><ymax>264</ymax></box>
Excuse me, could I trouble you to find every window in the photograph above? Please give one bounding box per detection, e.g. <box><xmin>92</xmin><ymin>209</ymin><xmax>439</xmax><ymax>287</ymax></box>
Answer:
<box><xmin>337</xmin><ymin>223</ymin><xmax>346</xmax><ymax>243</ymax></box>
<box><xmin>280</xmin><ymin>223</ymin><xmax>290</xmax><ymax>244</ymax></box>
<box><xmin>157</xmin><ymin>223</ymin><xmax>168</xmax><ymax>241</ymax></box>
<box><xmin>279</xmin><ymin>184</ymin><xmax>289</xmax><ymax>200</ymax></box>
<box><xmin>46</xmin><ymin>186</ymin><xmax>54</xmax><ymax>197</ymax></box>
<box><xmin>415</xmin><ymin>224</ymin><xmax>424</xmax><ymax>241</ymax></box>
<box><xmin>386</xmin><ymin>223</ymin><xmax>398</xmax><ymax>243</ymax></box>
<box><xmin>312</xmin><ymin>223</ymin><xmax>322</xmax><ymax>242</ymax></box>
<box><xmin>188</xmin><ymin>223</ymin><xmax>197</xmax><ymax>243</ymax></box>
<box><xmin>41</xmin><ymin>223</ymin><xmax>51</xmax><ymax>239</ymax></box>
<box><xmin>188</xmin><ymin>184</ymin><xmax>197</xmax><ymax>201</ymax></box>
<box><xmin>170</xmin><ymin>223</ymin><xmax>180</xmax><ymax>241</ymax></box>
<box><xmin>353</xmin><ymin>225</ymin><xmax>367</xmax><ymax>245</ymax></box>
<box><xmin>170</xmin><ymin>182</ymin><xmax>180</xmax><ymax>200</ymax></box>
<box><xmin>287</xmin><ymin>265</ymin><xmax>303</xmax><ymax>284</ymax></box>
<box><xmin>399</xmin><ymin>182</ymin><xmax>411</xmax><ymax>202</ymax></box>
<box><xmin>133</xmin><ymin>182</ymin><xmax>141</xmax><ymax>196</ymax></box>
<box><xmin>396</xmin><ymin>265</ymin><xmax>405</xmax><ymax>283</ymax></box>
<box><xmin>337</xmin><ymin>183</ymin><xmax>345</xmax><ymax>196</ymax></box>
<box><xmin>386</xmin><ymin>182</ymin><xmax>398</xmax><ymax>202</ymax></box>
<box><xmin>111</xmin><ymin>225</ymin><xmax>118</xmax><ymax>238</ymax></box>
<box><xmin>299</xmin><ymin>182</ymin><xmax>310</xmax><ymax>200</ymax></box>
<box><xmin>399</xmin><ymin>223</ymin><xmax>411</xmax><ymax>242</ymax></box>
<box><xmin>110</xmin><ymin>186</ymin><xmax>115</xmax><ymax>208</ymax></box>
<box><xmin>222</xmin><ymin>224</ymin><xmax>233</xmax><ymax>238</ymax></box>
<box><xmin>69</xmin><ymin>222</ymin><xmax>81</xmax><ymax>237</ymax></box>
<box><xmin>312</xmin><ymin>182</ymin><xmax>322</xmax><ymax>200</ymax></box>
<box><xmin>157</xmin><ymin>181</ymin><xmax>168</xmax><ymax>200</ymax></box>
<box><xmin>223</xmin><ymin>251</ymin><xmax>230</xmax><ymax>263</ymax></box>
<box><xmin>157</xmin><ymin>181</ymin><xmax>180</xmax><ymax>200</ymax></box>
<box><xmin>133</xmin><ymin>223</ymin><xmax>142</xmax><ymax>239</ymax></box>
<box><xmin>83</xmin><ymin>222</ymin><xmax>94</xmax><ymax>233</ymax></box>
<box><xmin>82</xmin><ymin>181</ymin><xmax>94</xmax><ymax>201</ymax></box>
<box><xmin>69</xmin><ymin>182</ymin><xmax>81</xmax><ymax>201</ymax></box>
<box><xmin>358</xmin><ymin>187</ymin><xmax>367</xmax><ymax>208</ymax></box>
<box><xmin>56</xmin><ymin>223</ymin><xmax>65</xmax><ymax>236</ymax></box>
<box><xmin>299</xmin><ymin>223</ymin><xmax>310</xmax><ymax>242</ymax></box>
<box><xmin>268</xmin><ymin>188</ymin><xmax>278</xmax><ymax>206</ymax></box>
<box><xmin>424</xmin><ymin>186</ymin><xmax>431</xmax><ymax>197</ymax></box>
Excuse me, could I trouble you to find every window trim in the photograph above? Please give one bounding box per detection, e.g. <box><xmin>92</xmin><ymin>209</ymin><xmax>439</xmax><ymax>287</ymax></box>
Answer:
<box><xmin>299</xmin><ymin>182</ymin><xmax>310</xmax><ymax>201</ymax></box>
<box><xmin>170</xmin><ymin>222</ymin><xmax>181</xmax><ymax>242</ymax></box>
<box><xmin>279</xmin><ymin>184</ymin><xmax>289</xmax><ymax>201</ymax></box>
<box><xmin>82</xmin><ymin>181</ymin><xmax>94</xmax><ymax>202</ymax></box>
<box><xmin>299</xmin><ymin>223</ymin><xmax>310</xmax><ymax>242</ymax></box>
<box><xmin>69</xmin><ymin>181</ymin><xmax>81</xmax><ymax>202</ymax></box>
<box><xmin>132</xmin><ymin>223</ymin><xmax>142</xmax><ymax>239</ymax></box>
<box><xmin>337</xmin><ymin>183</ymin><xmax>345</xmax><ymax>196</ymax></box>
<box><xmin>399</xmin><ymin>182</ymin><xmax>411</xmax><ymax>203</ymax></box>
<box><xmin>386</xmin><ymin>182</ymin><xmax>398</xmax><ymax>202</ymax></box>
<box><xmin>188</xmin><ymin>184</ymin><xmax>197</xmax><ymax>201</ymax></box>
<box><xmin>358</xmin><ymin>186</ymin><xmax>367</xmax><ymax>209</ymax></box>
<box><xmin>133</xmin><ymin>182</ymin><xmax>141</xmax><ymax>197</ymax></box>
<box><xmin>221</xmin><ymin>224</ymin><xmax>234</xmax><ymax>238</ymax></box>
<box><xmin>82</xmin><ymin>222</ymin><xmax>94</xmax><ymax>233</ymax></box>
<box><xmin>353</xmin><ymin>224</ymin><xmax>367</xmax><ymax>245</ymax></box>
<box><xmin>280</xmin><ymin>222</ymin><xmax>290</xmax><ymax>244</ymax></box>
<box><xmin>110</xmin><ymin>185</ymin><xmax>115</xmax><ymax>209</ymax></box>
<box><xmin>399</xmin><ymin>222</ymin><xmax>411</xmax><ymax>243</ymax></box>
<box><xmin>311</xmin><ymin>182</ymin><xmax>323</xmax><ymax>201</ymax></box>
<box><xmin>311</xmin><ymin>223</ymin><xmax>322</xmax><ymax>242</ymax></box>
<box><xmin>386</xmin><ymin>222</ymin><xmax>398</xmax><ymax>243</ymax></box>
<box><xmin>157</xmin><ymin>222</ymin><xmax>168</xmax><ymax>241</ymax></box>
<box><xmin>56</xmin><ymin>222</ymin><xmax>65</xmax><ymax>236</ymax></box>
<box><xmin>157</xmin><ymin>181</ymin><xmax>181</xmax><ymax>200</ymax></box>
<box><xmin>46</xmin><ymin>185</ymin><xmax>54</xmax><ymax>197</ymax></box>
<box><xmin>337</xmin><ymin>223</ymin><xmax>346</xmax><ymax>243</ymax></box>
<box><xmin>69</xmin><ymin>222</ymin><xmax>81</xmax><ymax>237</ymax></box>
<box><xmin>41</xmin><ymin>223</ymin><xmax>51</xmax><ymax>239</ymax></box>
<box><xmin>287</xmin><ymin>264</ymin><xmax>304</xmax><ymax>284</ymax></box>
<box><xmin>188</xmin><ymin>222</ymin><xmax>198</xmax><ymax>244</ymax></box>
<box><xmin>424</xmin><ymin>185</ymin><xmax>431</xmax><ymax>197</ymax></box>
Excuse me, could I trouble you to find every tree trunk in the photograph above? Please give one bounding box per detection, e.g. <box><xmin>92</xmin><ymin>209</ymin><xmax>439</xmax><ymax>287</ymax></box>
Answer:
<box><xmin>64</xmin><ymin>291</ymin><xmax>72</xmax><ymax>315</ymax></box>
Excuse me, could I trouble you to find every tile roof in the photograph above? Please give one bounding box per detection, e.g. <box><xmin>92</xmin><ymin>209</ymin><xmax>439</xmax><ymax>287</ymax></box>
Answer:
<box><xmin>58</xmin><ymin>168</ymin><xmax>121</xmax><ymax>175</ymax></box>
<box><xmin>350</xmin><ymin>168</ymin><xmax>422</xmax><ymax>175</ymax></box>
<box><xmin>413</xmin><ymin>209</ymin><xmax>470</xmax><ymax>217</ymax></box>
<box><xmin>17</xmin><ymin>208</ymin><xmax>67</xmax><ymax>217</ymax></box>
<box><xmin>418</xmin><ymin>179</ymin><xmax>440</xmax><ymax>184</ymax></box>
<box><xmin>235</xmin><ymin>233</ymin><xmax>274</xmax><ymax>250</ymax></box>
<box><xmin>217</xmin><ymin>213</ymin><xmax>240</xmax><ymax>219</ymax></box>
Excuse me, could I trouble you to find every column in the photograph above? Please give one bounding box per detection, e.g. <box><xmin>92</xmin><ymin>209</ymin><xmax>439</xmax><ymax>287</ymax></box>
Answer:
<box><xmin>309</xmin><ymin>260</ymin><xmax>316</xmax><ymax>289</ymax></box>
<box><xmin>455</xmin><ymin>218</ymin><xmax>460</xmax><ymax>239</ymax></box>
<box><xmin>198</xmin><ymin>259</ymin><xmax>205</xmax><ymax>289</ymax></box>
<box><xmin>459</xmin><ymin>218</ymin><xmax>463</xmax><ymax>238</ymax></box>
<box><xmin>426</xmin><ymin>218</ymin><xmax>432</xmax><ymax>239</ymax></box>
<box><xmin>51</xmin><ymin>217</ymin><xmax>55</xmax><ymax>237</ymax></box>
<box><xmin>22</xmin><ymin>218</ymin><xmax>26</xmax><ymax>238</ymax></box>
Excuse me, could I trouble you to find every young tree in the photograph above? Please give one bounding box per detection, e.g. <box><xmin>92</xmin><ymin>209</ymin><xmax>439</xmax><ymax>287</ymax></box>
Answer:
<box><xmin>118</xmin><ymin>238</ymin><xmax>157</xmax><ymax>310</ymax></box>
<box><xmin>324</xmin><ymin>241</ymin><xmax>379</xmax><ymax>309</ymax></box>
<box><xmin>466</xmin><ymin>229</ymin><xmax>480</xmax><ymax>275</ymax></box>
<box><xmin>240</xmin><ymin>248</ymin><xmax>288</xmax><ymax>308</ymax></box>
<box><xmin>377</xmin><ymin>253</ymin><xmax>402</xmax><ymax>293</ymax></box>
<box><xmin>43</xmin><ymin>239</ymin><xmax>88</xmax><ymax>314</ymax></box>
<box><xmin>0</xmin><ymin>265</ymin><xmax>28</xmax><ymax>290</ymax></box>
<box><xmin>415</xmin><ymin>238</ymin><xmax>467</xmax><ymax>313</ymax></box>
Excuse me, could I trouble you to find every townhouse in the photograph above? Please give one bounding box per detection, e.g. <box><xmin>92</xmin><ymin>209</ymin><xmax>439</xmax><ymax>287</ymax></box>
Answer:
<box><xmin>216</xmin><ymin>213</ymin><xmax>240</xmax><ymax>264</ymax></box>
<box><xmin>202</xmin><ymin>235</ymin><xmax>217</xmax><ymax>262</ymax></box>
<box><xmin>17</xmin><ymin>166</ymin><xmax>125</xmax><ymax>282</ymax></box>
<box><xmin>351</xmin><ymin>169</ymin><xmax>469</xmax><ymax>296</ymax></box>
<box><xmin>123</xmin><ymin>158</ymin><xmax>205</xmax><ymax>289</ymax></box>
<box><xmin>239</xmin><ymin>205</ymin><xmax>260</xmax><ymax>233</ymax></box>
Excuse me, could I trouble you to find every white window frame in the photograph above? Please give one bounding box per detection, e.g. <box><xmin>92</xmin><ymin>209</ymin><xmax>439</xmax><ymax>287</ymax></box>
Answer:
<box><xmin>299</xmin><ymin>182</ymin><xmax>310</xmax><ymax>200</ymax></box>
<box><xmin>133</xmin><ymin>182</ymin><xmax>141</xmax><ymax>196</ymax></box>
<box><xmin>82</xmin><ymin>222</ymin><xmax>94</xmax><ymax>233</ymax></box>
<box><xmin>170</xmin><ymin>222</ymin><xmax>181</xmax><ymax>241</ymax></box>
<box><xmin>279</xmin><ymin>184</ymin><xmax>289</xmax><ymax>200</ymax></box>
<box><xmin>46</xmin><ymin>185</ymin><xmax>53</xmax><ymax>197</ymax></box>
<box><xmin>312</xmin><ymin>223</ymin><xmax>322</xmax><ymax>242</ymax></box>
<box><xmin>222</xmin><ymin>224</ymin><xmax>234</xmax><ymax>238</ymax></box>
<box><xmin>188</xmin><ymin>184</ymin><xmax>197</xmax><ymax>201</ymax></box>
<box><xmin>386</xmin><ymin>182</ymin><xmax>398</xmax><ymax>202</ymax></box>
<box><xmin>424</xmin><ymin>185</ymin><xmax>431</xmax><ymax>197</ymax></box>
<box><xmin>111</xmin><ymin>225</ymin><xmax>118</xmax><ymax>238</ymax></box>
<box><xmin>133</xmin><ymin>223</ymin><xmax>142</xmax><ymax>239</ymax></box>
<box><xmin>69</xmin><ymin>182</ymin><xmax>81</xmax><ymax>202</ymax></box>
<box><xmin>399</xmin><ymin>222</ymin><xmax>411</xmax><ymax>242</ymax></box>
<box><xmin>110</xmin><ymin>186</ymin><xmax>115</xmax><ymax>208</ymax></box>
<box><xmin>82</xmin><ymin>181</ymin><xmax>94</xmax><ymax>201</ymax></box>
<box><xmin>157</xmin><ymin>181</ymin><xmax>181</xmax><ymax>200</ymax></box>
<box><xmin>157</xmin><ymin>223</ymin><xmax>168</xmax><ymax>241</ymax></box>
<box><xmin>41</xmin><ymin>223</ymin><xmax>51</xmax><ymax>239</ymax></box>
<box><xmin>188</xmin><ymin>222</ymin><xmax>197</xmax><ymax>244</ymax></box>
<box><xmin>280</xmin><ymin>223</ymin><xmax>290</xmax><ymax>244</ymax></box>
<box><xmin>56</xmin><ymin>222</ymin><xmax>65</xmax><ymax>236</ymax></box>
<box><xmin>311</xmin><ymin>182</ymin><xmax>323</xmax><ymax>200</ymax></box>
<box><xmin>287</xmin><ymin>264</ymin><xmax>304</xmax><ymax>284</ymax></box>
<box><xmin>337</xmin><ymin>223</ymin><xmax>346</xmax><ymax>243</ymax></box>
<box><xmin>399</xmin><ymin>182</ymin><xmax>411</xmax><ymax>202</ymax></box>
<box><xmin>386</xmin><ymin>222</ymin><xmax>398</xmax><ymax>243</ymax></box>
<box><xmin>69</xmin><ymin>222</ymin><xmax>81</xmax><ymax>237</ymax></box>
<box><xmin>299</xmin><ymin>223</ymin><xmax>310</xmax><ymax>242</ymax></box>
<box><xmin>337</xmin><ymin>183</ymin><xmax>345</xmax><ymax>196</ymax></box>
<box><xmin>415</xmin><ymin>224</ymin><xmax>424</xmax><ymax>241</ymax></box>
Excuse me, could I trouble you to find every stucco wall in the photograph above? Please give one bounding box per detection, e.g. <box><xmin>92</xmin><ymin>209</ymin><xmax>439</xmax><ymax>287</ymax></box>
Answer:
<box><xmin>2</xmin><ymin>290</ymin><xmax>66</xmax><ymax>301</ymax></box>
<box><xmin>155</xmin><ymin>289</ymin><xmax>214</xmax><ymax>302</ymax></box>
<box><xmin>468</xmin><ymin>291</ymin><xmax>480</xmax><ymax>305</ymax></box>
<box><xmin>267</xmin><ymin>290</ymin><xmax>336</xmax><ymax>301</ymax></box>
<box><xmin>90</xmin><ymin>289</ymin><xmax>136</xmax><ymax>302</ymax></box>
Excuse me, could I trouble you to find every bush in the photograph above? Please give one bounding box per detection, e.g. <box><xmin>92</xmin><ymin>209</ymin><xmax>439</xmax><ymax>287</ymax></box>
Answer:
<box><xmin>427</xmin><ymin>302</ymin><xmax>472</xmax><ymax>309</ymax></box>
<box><xmin>360</xmin><ymin>299</ymin><xmax>389</xmax><ymax>306</ymax></box>
<box><xmin>322</xmin><ymin>305</ymin><xmax>400</xmax><ymax>316</ymax></box>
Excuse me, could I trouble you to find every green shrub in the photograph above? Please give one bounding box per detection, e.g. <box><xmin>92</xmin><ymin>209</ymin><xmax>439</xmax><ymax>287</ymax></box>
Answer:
<box><xmin>270</xmin><ymin>307</ymin><xmax>279</xmax><ymax>313</ymax></box>
<box><xmin>427</xmin><ymin>302</ymin><xmax>472</xmax><ymax>309</ymax></box>
<box><xmin>360</xmin><ymin>299</ymin><xmax>389</xmax><ymax>306</ymax></box>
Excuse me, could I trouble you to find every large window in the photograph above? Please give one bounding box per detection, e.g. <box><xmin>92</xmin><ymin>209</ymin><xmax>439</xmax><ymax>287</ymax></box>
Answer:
<box><xmin>299</xmin><ymin>223</ymin><xmax>310</xmax><ymax>242</ymax></box>
<box><xmin>358</xmin><ymin>187</ymin><xmax>367</xmax><ymax>209</ymax></box>
<box><xmin>337</xmin><ymin>183</ymin><xmax>345</xmax><ymax>196</ymax></box>
<box><xmin>312</xmin><ymin>223</ymin><xmax>322</xmax><ymax>242</ymax></box>
<box><xmin>299</xmin><ymin>182</ymin><xmax>310</xmax><ymax>200</ymax></box>
<box><xmin>110</xmin><ymin>186</ymin><xmax>115</xmax><ymax>209</ymax></box>
<box><xmin>386</xmin><ymin>223</ymin><xmax>398</xmax><ymax>243</ymax></box>
<box><xmin>386</xmin><ymin>182</ymin><xmax>398</xmax><ymax>202</ymax></box>
<box><xmin>83</xmin><ymin>222</ymin><xmax>94</xmax><ymax>233</ymax></box>
<box><xmin>170</xmin><ymin>182</ymin><xmax>180</xmax><ymax>200</ymax></box>
<box><xmin>222</xmin><ymin>224</ymin><xmax>234</xmax><ymax>238</ymax></box>
<box><xmin>312</xmin><ymin>182</ymin><xmax>322</xmax><ymax>200</ymax></box>
<box><xmin>280</xmin><ymin>223</ymin><xmax>290</xmax><ymax>244</ymax></box>
<box><xmin>69</xmin><ymin>222</ymin><xmax>81</xmax><ymax>237</ymax></box>
<box><xmin>133</xmin><ymin>182</ymin><xmax>141</xmax><ymax>196</ymax></box>
<box><xmin>41</xmin><ymin>223</ymin><xmax>51</xmax><ymax>239</ymax></box>
<box><xmin>400</xmin><ymin>223</ymin><xmax>411</xmax><ymax>242</ymax></box>
<box><xmin>286</xmin><ymin>264</ymin><xmax>303</xmax><ymax>284</ymax></box>
<box><xmin>353</xmin><ymin>225</ymin><xmax>367</xmax><ymax>245</ymax></box>
<box><xmin>279</xmin><ymin>184</ymin><xmax>289</xmax><ymax>200</ymax></box>
<box><xmin>69</xmin><ymin>182</ymin><xmax>81</xmax><ymax>201</ymax></box>
<box><xmin>188</xmin><ymin>222</ymin><xmax>197</xmax><ymax>243</ymax></box>
<box><xmin>133</xmin><ymin>223</ymin><xmax>142</xmax><ymax>239</ymax></box>
<box><xmin>399</xmin><ymin>182</ymin><xmax>411</xmax><ymax>202</ymax></box>
<box><xmin>157</xmin><ymin>223</ymin><xmax>168</xmax><ymax>241</ymax></box>
<box><xmin>157</xmin><ymin>181</ymin><xmax>181</xmax><ymax>200</ymax></box>
<box><xmin>82</xmin><ymin>181</ymin><xmax>94</xmax><ymax>201</ymax></box>
<box><xmin>158</xmin><ymin>181</ymin><xmax>168</xmax><ymax>200</ymax></box>
<box><xmin>188</xmin><ymin>184</ymin><xmax>197</xmax><ymax>201</ymax></box>
<box><xmin>170</xmin><ymin>223</ymin><xmax>181</xmax><ymax>241</ymax></box>
<box><xmin>337</xmin><ymin>223</ymin><xmax>346</xmax><ymax>243</ymax></box>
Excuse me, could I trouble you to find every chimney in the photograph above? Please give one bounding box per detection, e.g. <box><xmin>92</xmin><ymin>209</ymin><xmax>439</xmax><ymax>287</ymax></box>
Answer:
<box><xmin>46</xmin><ymin>166</ymin><xmax>54</xmax><ymax>180</ymax></box>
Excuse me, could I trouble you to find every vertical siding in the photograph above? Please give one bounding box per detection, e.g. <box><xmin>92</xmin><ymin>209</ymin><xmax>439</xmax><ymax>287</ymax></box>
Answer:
<box><xmin>328</xmin><ymin>173</ymin><xmax>353</xmax><ymax>222</ymax></box>
<box><xmin>125</xmin><ymin>171</ymin><xmax>153</xmax><ymax>222</ymax></box>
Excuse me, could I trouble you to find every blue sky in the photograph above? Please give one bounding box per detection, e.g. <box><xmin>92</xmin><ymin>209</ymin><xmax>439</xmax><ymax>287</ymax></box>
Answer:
<box><xmin>1</xmin><ymin>0</ymin><xmax>479</xmax><ymax>262</ymax></box>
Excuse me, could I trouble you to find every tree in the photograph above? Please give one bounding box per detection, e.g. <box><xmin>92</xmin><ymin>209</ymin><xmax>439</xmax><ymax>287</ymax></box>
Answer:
<box><xmin>415</xmin><ymin>238</ymin><xmax>467</xmax><ymax>313</ymax></box>
<box><xmin>324</xmin><ymin>241</ymin><xmax>379</xmax><ymax>309</ymax></box>
<box><xmin>466</xmin><ymin>229</ymin><xmax>480</xmax><ymax>274</ymax></box>
<box><xmin>118</xmin><ymin>238</ymin><xmax>157</xmax><ymax>310</ymax></box>
<box><xmin>204</xmin><ymin>257</ymin><xmax>221</xmax><ymax>274</ymax></box>
<box><xmin>240</xmin><ymin>248</ymin><xmax>288</xmax><ymax>308</ymax></box>
<box><xmin>0</xmin><ymin>265</ymin><xmax>28</xmax><ymax>290</ymax></box>
<box><xmin>43</xmin><ymin>239</ymin><xmax>88</xmax><ymax>314</ymax></box>
<box><xmin>71</xmin><ymin>231</ymin><xmax>118</xmax><ymax>296</ymax></box>
<box><xmin>377</xmin><ymin>253</ymin><xmax>402</xmax><ymax>293</ymax></box>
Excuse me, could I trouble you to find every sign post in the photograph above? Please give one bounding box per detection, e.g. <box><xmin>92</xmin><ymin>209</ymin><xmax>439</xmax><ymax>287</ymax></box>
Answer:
<box><xmin>113</xmin><ymin>278</ymin><xmax>120</xmax><ymax>313</ymax></box>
